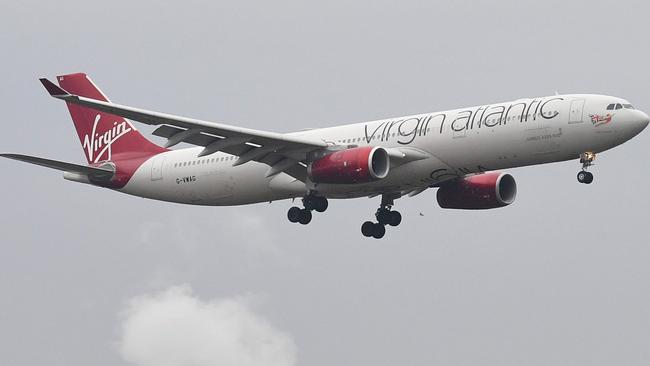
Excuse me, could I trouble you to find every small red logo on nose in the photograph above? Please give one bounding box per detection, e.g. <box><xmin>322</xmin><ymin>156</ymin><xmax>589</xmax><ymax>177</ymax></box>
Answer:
<box><xmin>589</xmin><ymin>113</ymin><xmax>613</xmax><ymax>127</ymax></box>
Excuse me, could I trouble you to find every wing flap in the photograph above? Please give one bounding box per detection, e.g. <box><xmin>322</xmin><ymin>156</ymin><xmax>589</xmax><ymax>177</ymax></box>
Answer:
<box><xmin>152</xmin><ymin>125</ymin><xmax>181</xmax><ymax>139</ymax></box>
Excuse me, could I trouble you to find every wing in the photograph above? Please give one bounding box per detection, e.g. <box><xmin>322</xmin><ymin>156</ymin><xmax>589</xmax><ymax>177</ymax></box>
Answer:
<box><xmin>40</xmin><ymin>78</ymin><xmax>328</xmax><ymax>181</ymax></box>
<box><xmin>0</xmin><ymin>153</ymin><xmax>114</xmax><ymax>181</ymax></box>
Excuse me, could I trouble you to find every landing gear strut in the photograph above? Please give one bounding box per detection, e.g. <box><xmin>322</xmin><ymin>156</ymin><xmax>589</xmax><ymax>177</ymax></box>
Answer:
<box><xmin>577</xmin><ymin>152</ymin><xmax>595</xmax><ymax>184</ymax></box>
<box><xmin>287</xmin><ymin>193</ymin><xmax>328</xmax><ymax>225</ymax></box>
<box><xmin>361</xmin><ymin>194</ymin><xmax>402</xmax><ymax>239</ymax></box>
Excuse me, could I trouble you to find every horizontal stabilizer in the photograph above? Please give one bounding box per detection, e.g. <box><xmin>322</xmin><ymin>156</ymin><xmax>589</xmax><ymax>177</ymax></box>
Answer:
<box><xmin>0</xmin><ymin>153</ymin><xmax>114</xmax><ymax>181</ymax></box>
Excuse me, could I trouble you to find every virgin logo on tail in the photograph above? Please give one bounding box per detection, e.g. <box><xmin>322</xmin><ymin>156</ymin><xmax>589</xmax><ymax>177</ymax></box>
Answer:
<box><xmin>82</xmin><ymin>114</ymin><xmax>133</xmax><ymax>163</ymax></box>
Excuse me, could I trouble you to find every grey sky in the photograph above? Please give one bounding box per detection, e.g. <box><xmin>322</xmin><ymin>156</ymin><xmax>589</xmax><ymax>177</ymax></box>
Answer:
<box><xmin>1</xmin><ymin>1</ymin><xmax>649</xmax><ymax>365</ymax></box>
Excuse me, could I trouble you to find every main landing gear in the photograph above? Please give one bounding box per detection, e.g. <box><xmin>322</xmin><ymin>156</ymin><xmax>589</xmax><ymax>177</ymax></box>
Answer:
<box><xmin>361</xmin><ymin>194</ymin><xmax>402</xmax><ymax>239</ymax></box>
<box><xmin>287</xmin><ymin>193</ymin><xmax>328</xmax><ymax>225</ymax></box>
<box><xmin>577</xmin><ymin>152</ymin><xmax>595</xmax><ymax>184</ymax></box>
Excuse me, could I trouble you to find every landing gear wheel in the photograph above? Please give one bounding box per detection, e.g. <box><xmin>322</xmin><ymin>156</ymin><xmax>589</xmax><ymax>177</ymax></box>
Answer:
<box><xmin>577</xmin><ymin>171</ymin><xmax>594</xmax><ymax>184</ymax></box>
<box><xmin>388</xmin><ymin>211</ymin><xmax>402</xmax><ymax>227</ymax></box>
<box><xmin>303</xmin><ymin>194</ymin><xmax>328</xmax><ymax>212</ymax></box>
<box><xmin>361</xmin><ymin>221</ymin><xmax>375</xmax><ymax>237</ymax></box>
<box><xmin>298</xmin><ymin>209</ymin><xmax>312</xmax><ymax>225</ymax></box>
<box><xmin>372</xmin><ymin>223</ymin><xmax>386</xmax><ymax>239</ymax></box>
<box><xmin>313</xmin><ymin>197</ymin><xmax>328</xmax><ymax>213</ymax></box>
<box><xmin>362</xmin><ymin>194</ymin><xmax>403</xmax><ymax>238</ymax></box>
<box><xmin>376</xmin><ymin>209</ymin><xmax>391</xmax><ymax>225</ymax></box>
<box><xmin>287</xmin><ymin>206</ymin><xmax>302</xmax><ymax>223</ymax></box>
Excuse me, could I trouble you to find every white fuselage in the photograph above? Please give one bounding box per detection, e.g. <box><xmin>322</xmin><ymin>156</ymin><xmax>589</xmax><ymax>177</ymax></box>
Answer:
<box><xmin>118</xmin><ymin>94</ymin><xmax>649</xmax><ymax>205</ymax></box>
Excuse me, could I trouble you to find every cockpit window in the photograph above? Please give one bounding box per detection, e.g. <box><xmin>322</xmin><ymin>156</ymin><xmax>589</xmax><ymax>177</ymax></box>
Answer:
<box><xmin>607</xmin><ymin>102</ymin><xmax>634</xmax><ymax>110</ymax></box>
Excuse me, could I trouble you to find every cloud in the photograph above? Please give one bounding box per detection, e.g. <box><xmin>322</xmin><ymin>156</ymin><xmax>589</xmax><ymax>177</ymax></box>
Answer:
<box><xmin>117</xmin><ymin>286</ymin><xmax>297</xmax><ymax>366</ymax></box>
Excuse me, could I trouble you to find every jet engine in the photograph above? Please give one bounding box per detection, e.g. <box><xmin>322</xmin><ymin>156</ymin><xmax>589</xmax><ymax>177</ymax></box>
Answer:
<box><xmin>308</xmin><ymin>146</ymin><xmax>390</xmax><ymax>184</ymax></box>
<box><xmin>437</xmin><ymin>172</ymin><xmax>517</xmax><ymax>209</ymax></box>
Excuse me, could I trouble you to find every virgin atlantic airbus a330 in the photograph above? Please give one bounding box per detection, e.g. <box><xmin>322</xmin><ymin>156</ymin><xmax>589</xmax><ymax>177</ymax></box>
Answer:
<box><xmin>2</xmin><ymin>73</ymin><xmax>648</xmax><ymax>238</ymax></box>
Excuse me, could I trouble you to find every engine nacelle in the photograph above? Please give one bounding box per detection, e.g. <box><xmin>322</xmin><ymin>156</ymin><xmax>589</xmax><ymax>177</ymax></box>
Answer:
<box><xmin>308</xmin><ymin>146</ymin><xmax>390</xmax><ymax>184</ymax></box>
<box><xmin>437</xmin><ymin>172</ymin><xmax>517</xmax><ymax>209</ymax></box>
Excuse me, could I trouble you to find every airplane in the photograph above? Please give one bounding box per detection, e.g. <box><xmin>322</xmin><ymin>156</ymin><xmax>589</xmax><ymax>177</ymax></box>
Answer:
<box><xmin>1</xmin><ymin>73</ymin><xmax>648</xmax><ymax>238</ymax></box>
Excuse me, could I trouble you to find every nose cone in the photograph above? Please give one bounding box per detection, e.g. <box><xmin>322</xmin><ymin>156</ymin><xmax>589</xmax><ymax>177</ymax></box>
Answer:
<box><xmin>640</xmin><ymin>110</ymin><xmax>650</xmax><ymax>130</ymax></box>
<box><xmin>620</xmin><ymin>110</ymin><xmax>649</xmax><ymax>141</ymax></box>
<box><xmin>636</xmin><ymin>110</ymin><xmax>650</xmax><ymax>133</ymax></box>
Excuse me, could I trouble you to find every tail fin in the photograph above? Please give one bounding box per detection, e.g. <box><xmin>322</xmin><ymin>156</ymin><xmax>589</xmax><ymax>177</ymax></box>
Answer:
<box><xmin>56</xmin><ymin>73</ymin><xmax>166</xmax><ymax>164</ymax></box>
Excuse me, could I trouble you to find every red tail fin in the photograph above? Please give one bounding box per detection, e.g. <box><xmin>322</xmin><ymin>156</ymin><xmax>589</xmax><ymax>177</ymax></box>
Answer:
<box><xmin>56</xmin><ymin>73</ymin><xmax>166</xmax><ymax>164</ymax></box>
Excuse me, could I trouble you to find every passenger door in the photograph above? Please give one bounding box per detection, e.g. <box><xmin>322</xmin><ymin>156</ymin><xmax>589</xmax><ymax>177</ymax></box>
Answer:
<box><xmin>569</xmin><ymin>99</ymin><xmax>585</xmax><ymax>124</ymax></box>
<box><xmin>151</xmin><ymin>156</ymin><xmax>164</xmax><ymax>181</ymax></box>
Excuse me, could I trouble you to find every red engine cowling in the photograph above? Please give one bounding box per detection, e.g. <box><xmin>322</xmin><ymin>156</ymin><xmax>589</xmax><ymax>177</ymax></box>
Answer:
<box><xmin>437</xmin><ymin>172</ymin><xmax>517</xmax><ymax>209</ymax></box>
<box><xmin>308</xmin><ymin>146</ymin><xmax>390</xmax><ymax>184</ymax></box>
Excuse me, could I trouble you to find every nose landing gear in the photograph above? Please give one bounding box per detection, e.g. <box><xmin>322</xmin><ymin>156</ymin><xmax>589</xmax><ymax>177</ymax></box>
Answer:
<box><xmin>577</xmin><ymin>152</ymin><xmax>595</xmax><ymax>184</ymax></box>
<box><xmin>577</xmin><ymin>171</ymin><xmax>593</xmax><ymax>184</ymax></box>
<box><xmin>361</xmin><ymin>194</ymin><xmax>402</xmax><ymax>239</ymax></box>
<box><xmin>287</xmin><ymin>193</ymin><xmax>328</xmax><ymax>225</ymax></box>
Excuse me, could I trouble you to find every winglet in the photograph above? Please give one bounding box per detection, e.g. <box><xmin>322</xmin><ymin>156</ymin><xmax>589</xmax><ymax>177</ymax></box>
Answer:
<box><xmin>39</xmin><ymin>78</ymin><xmax>70</xmax><ymax>97</ymax></box>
